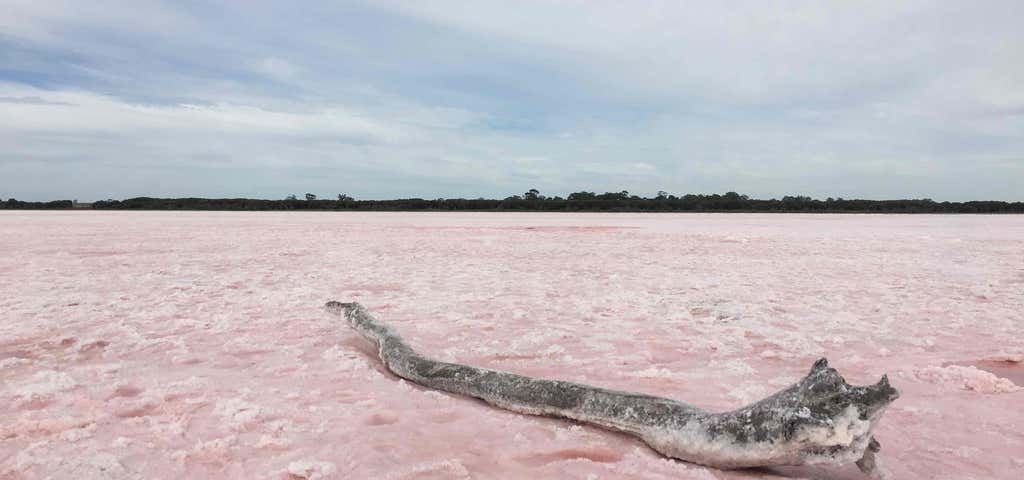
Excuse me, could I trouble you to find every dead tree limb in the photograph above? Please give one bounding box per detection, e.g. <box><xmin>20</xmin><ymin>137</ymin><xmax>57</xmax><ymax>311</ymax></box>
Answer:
<box><xmin>326</xmin><ymin>301</ymin><xmax>898</xmax><ymax>476</ymax></box>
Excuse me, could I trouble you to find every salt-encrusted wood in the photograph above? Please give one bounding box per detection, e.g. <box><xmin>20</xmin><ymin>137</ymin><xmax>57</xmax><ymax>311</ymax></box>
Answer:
<box><xmin>326</xmin><ymin>301</ymin><xmax>898</xmax><ymax>476</ymax></box>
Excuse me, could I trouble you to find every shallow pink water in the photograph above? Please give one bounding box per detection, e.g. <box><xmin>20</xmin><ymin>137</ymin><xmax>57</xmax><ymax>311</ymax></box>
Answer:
<box><xmin>2</xmin><ymin>212</ymin><xmax>1022</xmax><ymax>479</ymax></box>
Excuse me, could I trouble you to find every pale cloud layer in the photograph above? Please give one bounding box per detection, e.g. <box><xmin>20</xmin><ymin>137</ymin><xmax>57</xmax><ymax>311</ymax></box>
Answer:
<box><xmin>1</xmin><ymin>1</ymin><xmax>1022</xmax><ymax>201</ymax></box>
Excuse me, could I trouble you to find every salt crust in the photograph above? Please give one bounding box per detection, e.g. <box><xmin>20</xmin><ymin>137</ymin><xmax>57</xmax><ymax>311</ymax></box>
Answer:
<box><xmin>2</xmin><ymin>211</ymin><xmax>1022</xmax><ymax>479</ymax></box>
<box><xmin>913</xmin><ymin>365</ymin><xmax>1021</xmax><ymax>393</ymax></box>
<box><xmin>287</xmin><ymin>459</ymin><xmax>337</xmax><ymax>479</ymax></box>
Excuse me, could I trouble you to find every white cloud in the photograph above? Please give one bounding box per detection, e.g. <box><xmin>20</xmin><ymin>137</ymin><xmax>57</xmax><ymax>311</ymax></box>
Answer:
<box><xmin>0</xmin><ymin>86</ymin><xmax>392</xmax><ymax>140</ymax></box>
<box><xmin>371</xmin><ymin>0</ymin><xmax>1024</xmax><ymax>107</ymax></box>
<box><xmin>255</xmin><ymin>57</ymin><xmax>300</xmax><ymax>82</ymax></box>
<box><xmin>0</xmin><ymin>1</ymin><xmax>1022</xmax><ymax>200</ymax></box>
<box><xmin>0</xmin><ymin>0</ymin><xmax>196</xmax><ymax>44</ymax></box>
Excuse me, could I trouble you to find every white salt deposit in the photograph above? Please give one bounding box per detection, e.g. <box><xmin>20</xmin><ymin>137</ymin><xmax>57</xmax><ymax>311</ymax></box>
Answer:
<box><xmin>286</xmin><ymin>459</ymin><xmax>337</xmax><ymax>479</ymax></box>
<box><xmin>914</xmin><ymin>365</ymin><xmax>1021</xmax><ymax>393</ymax></box>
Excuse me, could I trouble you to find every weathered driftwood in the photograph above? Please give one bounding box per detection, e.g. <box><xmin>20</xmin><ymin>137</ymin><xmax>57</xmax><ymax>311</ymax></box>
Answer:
<box><xmin>326</xmin><ymin>301</ymin><xmax>898</xmax><ymax>476</ymax></box>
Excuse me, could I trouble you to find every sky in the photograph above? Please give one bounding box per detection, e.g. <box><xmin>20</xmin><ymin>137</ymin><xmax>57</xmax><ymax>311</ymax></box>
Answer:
<box><xmin>1</xmin><ymin>1</ymin><xmax>1022</xmax><ymax>202</ymax></box>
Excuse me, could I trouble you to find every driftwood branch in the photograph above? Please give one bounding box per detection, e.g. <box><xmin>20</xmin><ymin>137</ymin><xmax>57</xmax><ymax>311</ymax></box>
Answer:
<box><xmin>326</xmin><ymin>301</ymin><xmax>898</xmax><ymax>475</ymax></box>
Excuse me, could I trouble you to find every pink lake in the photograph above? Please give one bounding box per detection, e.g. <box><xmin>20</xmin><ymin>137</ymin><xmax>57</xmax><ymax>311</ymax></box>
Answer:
<box><xmin>2</xmin><ymin>211</ymin><xmax>1022</xmax><ymax>479</ymax></box>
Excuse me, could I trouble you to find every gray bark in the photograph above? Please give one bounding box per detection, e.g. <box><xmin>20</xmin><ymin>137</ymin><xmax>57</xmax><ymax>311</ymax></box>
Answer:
<box><xmin>326</xmin><ymin>301</ymin><xmax>898</xmax><ymax>475</ymax></box>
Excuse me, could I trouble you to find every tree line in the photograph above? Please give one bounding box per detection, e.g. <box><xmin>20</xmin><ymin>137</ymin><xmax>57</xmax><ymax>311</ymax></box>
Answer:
<box><xmin>3</xmin><ymin>190</ymin><xmax>1020</xmax><ymax>213</ymax></box>
<box><xmin>1</xmin><ymin>199</ymin><xmax>74</xmax><ymax>209</ymax></box>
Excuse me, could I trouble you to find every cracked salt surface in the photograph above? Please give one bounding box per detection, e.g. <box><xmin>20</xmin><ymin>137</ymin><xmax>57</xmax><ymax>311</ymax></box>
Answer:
<box><xmin>2</xmin><ymin>211</ymin><xmax>1023</xmax><ymax>479</ymax></box>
